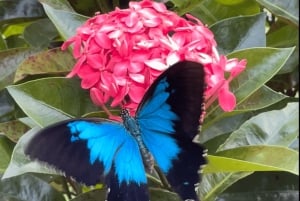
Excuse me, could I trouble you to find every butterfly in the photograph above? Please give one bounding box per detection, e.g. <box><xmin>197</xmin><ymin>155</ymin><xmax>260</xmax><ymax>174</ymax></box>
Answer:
<box><xmin>25</xmin><ymin>61</ymin><xmax>207</xmax><ymax>201</ymax></box>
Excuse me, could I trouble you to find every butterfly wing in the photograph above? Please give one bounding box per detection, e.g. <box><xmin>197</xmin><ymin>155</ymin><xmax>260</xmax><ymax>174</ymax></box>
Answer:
<box><xmin>137</xmin><ymin>61</ymin><xmax>206</xmax><ymax>201</ymax></box>
<box><xmin>25</xmin><ymin>119</ymin><xmax>149</xmax><ymax>201</ymax></box>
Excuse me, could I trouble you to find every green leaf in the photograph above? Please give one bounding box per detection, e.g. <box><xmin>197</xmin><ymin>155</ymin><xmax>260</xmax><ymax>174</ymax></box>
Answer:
<box><xmin>199</xmin><ymin>172</ymin><xmax>252</xmax><ymax>201</ymax></box>
<box><xmin>267</xmin><ymin>25</ymin><xmax>299</xmax><ymax>74</ymax></box>
<box><xmin>0</xmin><ymin>1</ymin><xmax>45</xmax><ymax>20</ymax></box>
<box><xmin>0</xmin><ymin>35</ymin><xmax>7</xmax><ymax>50</ymax></box>
<box><xmin>216</xmin><ymin>171</ymin><xmax>299</xmax><ymax>201</ymax></box>
<box><xmin>201</xmin><ymin>85</ymin><xmax>288</xmax><ymax>142</ymax></box>
<box><xmin>6</xmin><ymin>77</ymin><xmax>97</xmax><ymax>127</ymax></box>
<box><xmin>149</xmin><ymin>188</ymin><xmax>181</xmax><ymax>201</ymax></box>
<box><xmin>0</xmin><ymin>48</ymin><xmax>39</xmax><ymax>90</ymax></box>
<box><xmin>0</xmin><ymin>120</ymin><xmax>29</xmax><ymax>142</ymax></box>
<box><xmin>233</xmin><ymin>85</ymin><xmax>288</xmax><ymax>111</ymax></box>
<box><xmin>2</xmin><ymin>127</ymin><xmax>62</xmax><ymax>179</ymax></box>
<box><xmin>14</xmin><ymin>47</ymin><xmax>75</xmax><ymax>82</ymax></box>
<box><xmin>70</xmin><ymin>189</ymin><xmax>107</xmax><ymax>201</ymax></box>
<box><xmin>0</xmin><ymin>174</ymin><xmax>65</xmax><ymax>201</ymax></box>
<box><xmin>218</xmin><ymin>102</ymin><xmax>299</xmax><ymax>151</ymax></box>
<box><xmin>228</xmin><ymin>47</ymin><xmax>294</xmax><ymax>106</ymax></box>
<box><xmin>0</xmin><ymin>89</ymin><xmax>17</xmax><ymax>123</ymax></box>
<box><xmin>204</xmin><ymin>47</ymin><xmax>294</xmax><ymax>130</ymax></box>
<box><xmin>188</xmin><ymin>0</ymin><xmax>260</xmax><ymax>25</ymax></box>
<box><xmin>41</xmin><ymin>3</ymin><xmax>88</xmax><ymax>40</ymax></box>
<box><xmin>210</xmin><ymin>13</ymin><xmax>266</xmax><ymax>55</ymax></box>
<box><xmin>267</xmin><ymin>25</ymin><xmax>298</xmax><ymax>47</ymax></box>
<box><xmin>204</xmin><ymin>146</ymin><xmax>298</xmax><ymax>175</ymax></box>
<box><xmin>199</xmin><ymin>103</ymin><xmax>298</xmax><ymax>201</ymax></box>
<box><xmin>0</xmin><ymin>135</ymin><xmax>14</xmax><ymax>173</ymax></box>
<box><xmin>23</xmin><ymin>18</ymin><xmax>60</xmax><ymax>48</ymax></box>
<box><xmin>256</xmin><ymin>0</ymin><xmax>299</xmax><ymax>26</ymax></box>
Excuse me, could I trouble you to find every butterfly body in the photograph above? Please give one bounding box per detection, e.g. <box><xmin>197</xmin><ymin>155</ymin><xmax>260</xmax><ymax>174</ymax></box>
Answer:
<box><xmin>25</xmin><ymin>61</ymin><xmax>206</xmax><ymax>201</ymax></box>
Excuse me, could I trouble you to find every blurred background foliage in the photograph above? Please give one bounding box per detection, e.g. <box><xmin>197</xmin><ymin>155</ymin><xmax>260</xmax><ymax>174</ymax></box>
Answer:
<box><xmin>0</xmin><ymin>0</ymin><xmax>298</xmax><ymax>201</ymax></box>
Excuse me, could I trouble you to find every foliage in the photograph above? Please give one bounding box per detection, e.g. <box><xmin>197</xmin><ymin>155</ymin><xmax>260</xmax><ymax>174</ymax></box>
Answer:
<box><xmin>0</xmin><ymin>0</ymin><xmax>298</xmax><ymax>201</ymax></box>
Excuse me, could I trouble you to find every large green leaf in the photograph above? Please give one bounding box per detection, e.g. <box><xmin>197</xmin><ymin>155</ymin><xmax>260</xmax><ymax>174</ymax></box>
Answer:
<box><xmin>199</xmin><ymin>103</ymin><xmax>298</xmax><ymax>200</ymax></box>
<box><xmin>200</xmin><ymin>85</ymin><xmax>288</xmax><ymax>142</ymax></box>
<box><xmin>2</xmin><ymin>127</ymin><xmax>63</xmax><ymax>179</ymax></box>
<box><xmin>41</xmin><ymin>2</ymin><xmax>88</xmax><ymax>40</ymax></box>
<box><xmin>256</xmin><ymin>0</ymin><xmax>299</xmax><ymax>26</ymax></box>
<box><xmin>233</xmin><ymin>85</ymin><xmax>288</xmax><ymax>111</ymax></box>
<box><xmin>0</xmin><ymin>0</ymin><xmax>45</xmax><ymax>20</ymax></box>
<box><xmin>0</xmin><ymin>173</ymin><xmax>65</xmax><ymax>201</ymax></box>
<box><xmin>205</xmin><ymin>146</ymin><xmax>298</xmax><ymax>175</ymax></box>
<box><xmin>0</xmin><ymin>48</ymin><xmax>39</xmax><ymax>90</ymax></box>
<box><xmin>216</xmin><ymin>171</ymin><xmax>299</xmax><ymax>201</ymax></box>
<box><xmin>211</xmin><ymin>13</ymin><xmax>266</xmax><ymax>54</ymax></box>
<box><xmin>218</xmin><ymin>102</ymin><xmax>299</xmax><ymax>151</ymax></box>
<box><xmin>14</xmin><ymin>47</ymin><xmax>75</xmax><ymax>82</ymax></box>
<box><xmin>199</xmin><ymin>171</ymin><xmax>252</xmax><ymax>201</ymax></box>
<box><xmin>0</xmin><ymin>120</ymin><xmax>29</xmax><ymax>142</ymax></box>
<box><xmin>188</xmin><ymin>0</ymin><xmax>260</xmax><ymax>25</ymax></box>
<box><xmin>6</xmin><ymin>77</ymin><xmax>98</xmax><ymax>127</ymax></box>
<box><xmin>204</xmin><ymin>47</ymin><xmax>294</xmax><ymax>130</ymax></box>
<box><xmin>267</xmin><ymin>25</ymin><xmax>299</xmax><ymax>74</ymax></box>
<box><xmin>23</xmin><ymin>18</ymin><xmax>60</xmax><ymax>49</ymax></box>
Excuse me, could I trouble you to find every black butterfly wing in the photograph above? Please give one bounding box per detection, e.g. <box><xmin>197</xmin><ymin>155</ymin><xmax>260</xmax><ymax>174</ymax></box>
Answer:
<box><xmin>25</xmin><ymin>119</ymin><xmax>150</xmax><ymax>201</ymax></box>
<box><xmin>137</xmin><ymin>61</ymin><xmax>207</xmax><ymax>200</ymax></box>
<box><xmin>25</xmin><ymin>119</ymin><xmax>105</xmax><ymax>185</ymax></box>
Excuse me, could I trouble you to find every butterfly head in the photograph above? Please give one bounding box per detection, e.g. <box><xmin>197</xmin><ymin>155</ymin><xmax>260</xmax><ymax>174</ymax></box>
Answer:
<box><xmin>120</xmin><ymin>109</ymin><xmax>130</xmax><ymax>120</ymax></box>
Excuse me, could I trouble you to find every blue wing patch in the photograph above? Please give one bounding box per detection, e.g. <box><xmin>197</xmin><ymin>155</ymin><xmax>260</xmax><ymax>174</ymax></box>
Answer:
<box><xmin>67</xmin><ymin>121</ymin><xmax>147</xmax><ymax>184</ymax></box>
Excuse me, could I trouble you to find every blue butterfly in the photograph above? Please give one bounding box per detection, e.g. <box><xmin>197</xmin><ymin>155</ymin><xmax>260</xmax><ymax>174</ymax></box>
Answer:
<box><xmin>25</xmin><ymin>61</ymin><xmax>206</xmax><ymax>201</ymax></box>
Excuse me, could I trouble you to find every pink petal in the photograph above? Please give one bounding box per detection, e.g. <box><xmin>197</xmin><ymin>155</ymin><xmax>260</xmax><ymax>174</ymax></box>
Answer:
<box><xmin>129</xmin><ymin>73</ymin><xmax>145</xmax><ymax>83</ymax></box>
<box><xmin>80</xmin><ymin>71</ymin><xmax>100</xmax><ymax>89</ymax></box>
<box><xmin>124</xmin><ymin>12</ymin><xmax>138</xmax><ymax>27</ymax></box>
<box><xmin>166</xmin><ymin>51</ymin><xmax>181</xmax><ymax>66</ymax></box>
<box><xmin>128</xmin><ymin>84</ymin><xmax>146</xmax><ymax>103</ymax></box>
<box><xmin>86</xmin><ymin>54</ymin><xmax>104</xmax><ymax>69</ymax></box>
<box><xmin>218</xmin><ymin>82</ymin><xmax>236</xmax><ymax>112</ymax></box>
<box><xmin>113</xmin><ymin>61</ymin><xmax>129</xmax><ymax>76</ymax></box>
<box><xmin>228</xmin><ymin>59</ymin><xmax>247</xmax><ymax>78</ymax></box>
<box><xmin>90</xmin><ymin>87</ymin><xmax>104</xmax><ymax>106</ymax></box>
<box><xmin>111</xmin><ymin>85</ymin><xmax>128</xmax><ymax>107</ymax></box>
<box><xmin>143</xmin><ymin>17</ymin><xmax>161</xmax><ymax>27</ymax></box>
<box><xmin>66</xmin><ymin>55</ymin><xmax>86</xmax><ymax>78</ymax></box>
<box><xmin>94</xmin><ymin>32</ymin><xmax>112</xmax><ymax>49</ymax></box>
<box><xmin>144</xmin><ymin>59</ymin><xmax>167</xmax><ymax>71</ymax></box>
<box><xmin>128</xmin><ymin>61</ymin><xmax>145</xmax><ymax>73</ymax></box>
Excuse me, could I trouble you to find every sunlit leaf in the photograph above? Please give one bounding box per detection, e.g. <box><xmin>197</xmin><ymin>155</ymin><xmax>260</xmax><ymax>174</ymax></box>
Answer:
<box><xmin>6</xmin><ymin>77</ymin><xmax>98</xmax><ymax>127</ymax></box>
<box><xmin>205</xmin><ymin>146</ymin><xmax>298</xmax><ymax>175</ymax></box>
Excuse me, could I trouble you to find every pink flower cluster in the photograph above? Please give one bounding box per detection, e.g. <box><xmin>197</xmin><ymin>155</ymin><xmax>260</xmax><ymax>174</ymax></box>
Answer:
<box><xmin>62</xmin><ymin>0</ymin><xmax>246</xmax><ymax>114</ymax></box>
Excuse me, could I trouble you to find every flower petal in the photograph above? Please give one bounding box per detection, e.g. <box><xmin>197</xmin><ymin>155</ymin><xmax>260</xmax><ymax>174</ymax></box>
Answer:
<box><xmin>218</xmin><ymin>82</ymin><xmax>236</xmax><ymax>112</ymax></box>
